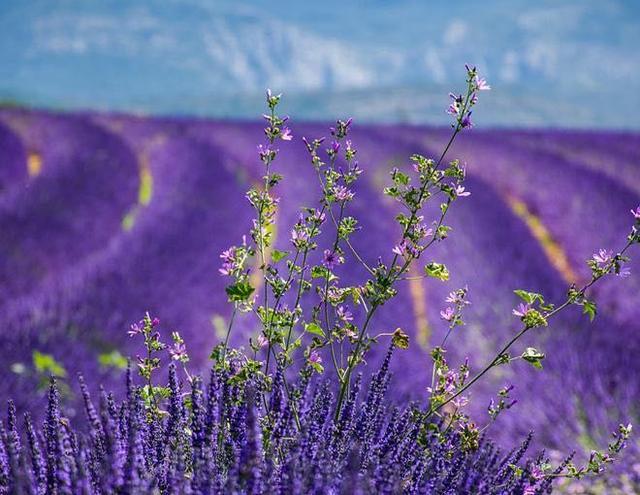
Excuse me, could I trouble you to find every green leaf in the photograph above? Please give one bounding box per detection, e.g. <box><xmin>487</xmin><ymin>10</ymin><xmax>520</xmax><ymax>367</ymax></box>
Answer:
<box><xmin>513</xmin><ymin>290</ymin><xmax>544</xmax><ymax>305</ymax></box>
<box><xmin>98</xmin><ymin>350</ymin><xmax>128</xmax><ymax>370</ymax></box>
<box><xmin>304</xmin><ymin>322</ymin><xmax>325</xmax><ymax>338</ymax></box>
<box><xmin>393</xmin><ymin>171</ymin><xmax>410</xmax><ymax>186</ymax></box>
<box><xmin>33</xmin><ymin>351</ymin><xmax>67</xmax><ymax>378</ymax></box>
<box><xmin>582</xmin><ymin>299</ymin><xmax>597</xmax><ymax>322</ymax></box>
<box><xmin>271</xmin><ymin>249</ymin><xmax>289</xmax><ymax>263</ymax></box>
<box><xmin>311</xmin><ymin>266</ymin><xmax>337</xmax><ymax>281</ymax></box>
<box><xmin>311</xmin><ymin>266</ymin><xmax>329</xmax><ymax>279</ymax></box>
<box><xmin>225</xmin><ymin>280</ymin><xmax>255</xmax><ymax>302</ymax></box>
<box><xmin>424</xmin><ymin>262</ymin><xmax>450</xmax><ymax>281</ymax></box>
<box><xmin>391</xmin><ymin>328</ymin><xmax>410</xmax><ymax>349</ymax></box>
<box><xmin>521</xmin><ymin>347</ymin><xmax>545</xmax><ymax>369</ymax></box>
<box><xmin>310</xmin><ymin>361</ymin><xmax>324</xmax><ymax>374</ymax></box>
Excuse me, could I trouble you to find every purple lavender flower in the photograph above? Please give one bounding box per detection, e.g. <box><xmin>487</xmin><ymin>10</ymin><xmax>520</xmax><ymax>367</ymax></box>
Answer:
<box><xmin>0</xmin><ymin>352</ymin><xmax>607</xmax><ymax>493</ymax></box>
<box><xmin>631</xmin><ymin>206</ymin><xmax>640</xmax><ymax>220</ymax></box>
<box><xmin>280</xmin><ymin>127</ymin><xmax>293</xmax><ymax>141</ymax></box>
<box><xmin>617</xmin><ymin>267</ymin><xmax>631</xmax><ymax>278</ymax></box>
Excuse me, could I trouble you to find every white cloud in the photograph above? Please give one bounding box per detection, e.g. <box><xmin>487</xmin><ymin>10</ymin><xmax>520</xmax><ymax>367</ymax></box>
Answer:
<box><xmin>422</xmin><ymin>48</ymin><xmax>447</xmax><ymax>84</ymax></box>
<box><xmin>443</xmin><ymin>19</ymin><xmax>468</xmax><ymax>46</ymax></box>
<box><xmin>500</xmin><ymin>51</ymin><xmax>520</xmax><ymax>83</ymax></box>
<box><xmin>517</xmin><ymin>5</ymin><xmax>586</xmax><ymax>33</ymax></box>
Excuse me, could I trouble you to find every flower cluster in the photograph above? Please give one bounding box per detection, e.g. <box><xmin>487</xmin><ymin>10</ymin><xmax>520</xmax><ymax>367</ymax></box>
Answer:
<box><xmin>210</xmin><ymin>69</ymin><xmax>638</xmax><ymax>491</ymax></box>
<box><xmin>446</xmin><ymin>64</ymin><xmax>491</xmax><ymax>129</ymax></box>
<box><xmin>2</xmin><ymin>65</ymin><xmax>635</xmax><ymax>494</ymax></box>
<box><xmin>0</xmin><ymin>347</ymin><xmax>596</xmax><ymax>495</ymax></box>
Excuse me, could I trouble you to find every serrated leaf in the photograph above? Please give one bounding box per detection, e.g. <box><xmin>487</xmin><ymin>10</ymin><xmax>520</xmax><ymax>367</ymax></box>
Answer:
<box><xmin>582</xmin><ymin>300</ymin><xmax>597</xmax><ymax>322</ymax></box>
<box><xmin>513</xmin><ymin>290</ymin><xmax>544</xmax><ymax>305</ymax></box>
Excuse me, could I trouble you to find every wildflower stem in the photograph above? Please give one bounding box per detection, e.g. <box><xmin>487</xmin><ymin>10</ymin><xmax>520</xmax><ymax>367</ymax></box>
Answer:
<box><xmin>262</xmin><ymin>105</ymin><xmax>277</xmax><ymax>376</ymax></box>
<box><xmin>387</xmin><ymin>82</ymin><xmax>471</xmax><ymax>276</ymax></box>
<box><xmin>335</xmin><ymin>302</ymin><xmax>379</xmax><ymax>419</ymax></box>
<box><xmin>221</xmin><ymin>306</ymin><xmax>238</xmax><ymax>361</ymax></box>
<box><xmin>427</xmin><ymin>240</ymin><xmax>634</xmax><ymax>419</ymax></box>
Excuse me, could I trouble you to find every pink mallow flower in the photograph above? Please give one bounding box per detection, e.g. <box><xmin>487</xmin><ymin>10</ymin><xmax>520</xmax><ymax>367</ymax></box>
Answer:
<box><xmin>333</xmin><ymin>185</ymin><xmax>354</xmax><ymax>202</ymax></box>
<box><xmin>219</xmin><ymin>247</ymin><xmax>236</xmax><ymax>275</ymax></box>
<box><xmin>336</xmin><ymin>305</ymin><xmax>353</xmax><ymax>323</ymax></box>
<box><xmin>592</xmin><ymin>249</ymin><xmax>613</xmax><ymax>266</ymax></box>
<box><xmin>512</xmin><ymin>303</ymin><xmax>531</xmax><ymax>318</ymax></box>
<box><xmin>256</xmin><ymin>334</ymin><xmax>268</xmax><ymax>348</ymax></box>
<box><xmin>454</xmin><ymin>185</ymin><xmax>471</xmax><ymax>197</ymax></box>
<box><xmin>475</xmin><ymin>76</ymin><xmax>491</xmax><ymax>91</ymax></box>
<box><xmin>308</xmin><ymin>351</ymin><xmax>322</xmax><ymax>364</ymax></box>
<box><xmin>169</xmin><ymin>342</ymin><xmax>187</xmax><ymax>361</ymax></box>
<box><xmin>322</xmin><ymin>249</ymin><xmax>342</xmax><ymax>269</ymax></box>
<box><xmin>440</xmin><ymin>307</ymin><xmax>455</xmax><ymax>322</ymax></box>
<box><xmin>290</xmin><ymin>228</ymin><xmax>310</xmax><ymax>247</ymax></box>
<box><xmin>392</xmin><ymin>241</ymin><xmax>407</xmax><ymax>257</ymax></box>
<box><xmin>128</xmin><ymin>322</ymin><xmax>143</xmax><ymax>337</ymax></box>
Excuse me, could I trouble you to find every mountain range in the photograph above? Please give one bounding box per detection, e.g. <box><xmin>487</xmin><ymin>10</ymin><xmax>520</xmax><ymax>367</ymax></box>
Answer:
<box><xmin>0</xmin><ymin>0</ymin><xmax>638</xmax><ymax>127</ymax></box>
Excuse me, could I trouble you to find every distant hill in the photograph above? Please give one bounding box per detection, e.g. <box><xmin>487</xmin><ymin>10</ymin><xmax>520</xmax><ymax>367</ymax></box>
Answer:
<box><xmin>0</xmin><ymin>0</ymin><xmax>639</xmax><ymax>127</ymax></box>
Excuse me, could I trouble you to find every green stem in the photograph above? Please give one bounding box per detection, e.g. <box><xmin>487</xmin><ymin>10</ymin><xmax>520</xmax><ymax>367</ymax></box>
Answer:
<box><xmin>426</xmin><ymin>241</ymin><xmax>633</xmax><ymax>419</ymax></box>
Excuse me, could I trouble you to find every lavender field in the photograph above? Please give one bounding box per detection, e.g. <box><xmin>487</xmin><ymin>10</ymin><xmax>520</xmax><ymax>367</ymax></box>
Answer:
<box><xmin>0</xmin><ymin>106</ymin><xmax>638</xmax><ymax>485</ymax></box>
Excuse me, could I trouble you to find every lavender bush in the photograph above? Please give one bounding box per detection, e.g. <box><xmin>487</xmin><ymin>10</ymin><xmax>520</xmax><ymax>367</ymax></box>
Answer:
<box><xmin>1</xmin><ymin>66</ymin><xmax>639</xmax><ymax>493</ymax></box>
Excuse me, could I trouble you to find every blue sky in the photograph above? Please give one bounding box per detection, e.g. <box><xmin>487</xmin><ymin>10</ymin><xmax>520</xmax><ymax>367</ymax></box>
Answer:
<box><xmin>1</xmin><ymin>0</ymin><xmax>639</xmax><ymax>128</ymax></box>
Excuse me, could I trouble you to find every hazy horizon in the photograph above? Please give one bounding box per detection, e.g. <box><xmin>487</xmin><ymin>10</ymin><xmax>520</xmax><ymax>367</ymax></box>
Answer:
<box><xmin>1</xmin><ymin>0</ymin><xmax>639</xmax><ymax>129</ymax></box>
